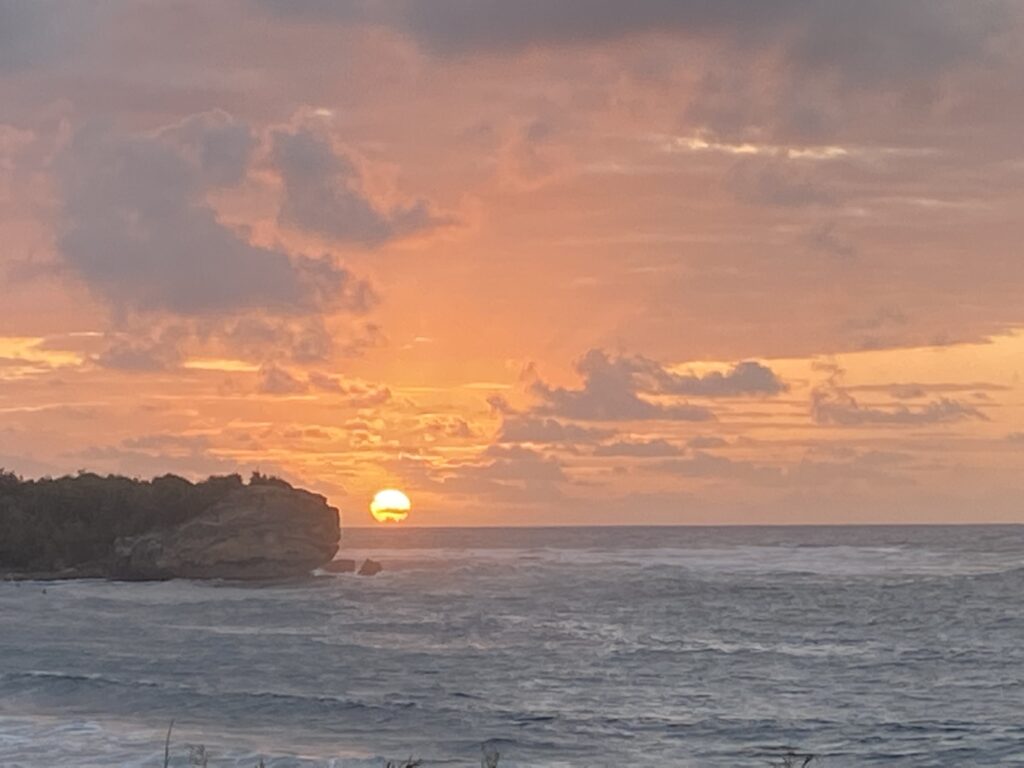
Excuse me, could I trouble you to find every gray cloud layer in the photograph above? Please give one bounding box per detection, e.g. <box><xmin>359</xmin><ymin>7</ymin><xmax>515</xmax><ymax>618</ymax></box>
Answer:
<box><xmin>56</xmin><ymin>123</ymin><xmax>374</xmax><ymax>317</ymax></box>
<box><xmin>531</xmin><ymin>350</ymin><xmax>785</xmax><ymax>422</ymax></box>
<box><xmin>532</xmin><ymin>352</ymin><xmax>714</xmax><ymax>422</ymax></box>
<box><xmin>264</xmin><ymin>0</ymin><xmax>1011</xmax><ymax>87</ymax></box>
<box><xmin>271</xmin><ymin>127</ymin><xmax>449</xmax><ymax>246</ymax></box>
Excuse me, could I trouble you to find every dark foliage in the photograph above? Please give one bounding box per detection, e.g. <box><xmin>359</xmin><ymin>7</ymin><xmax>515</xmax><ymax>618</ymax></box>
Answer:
<box><xmin>0</xmin><ymin>469</ymin><xmax>291</xmax><ymax>573</ymax></box>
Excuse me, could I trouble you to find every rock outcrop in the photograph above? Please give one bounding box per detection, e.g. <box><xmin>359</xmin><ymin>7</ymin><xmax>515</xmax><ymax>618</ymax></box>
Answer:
<box><xmin>323</xmin><ymin>558</ymin><xmax>357</xmax><ymax>574</ymax></box>
<box><xmin>357</xmin><ymin>558</ymin><xmax>383</xmax><ymax>576</ymax></box>
<box><xmin>113</xmin><ymin>485</ymin><xmax>340</xmax><ymax>580</ymax></box>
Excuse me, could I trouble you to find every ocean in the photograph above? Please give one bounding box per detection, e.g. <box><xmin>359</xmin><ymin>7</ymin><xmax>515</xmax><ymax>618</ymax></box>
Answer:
<box><xmin>1</xmin><ymin>526</ymin><xmax>1023</xmax><ymax>767</ymax></box>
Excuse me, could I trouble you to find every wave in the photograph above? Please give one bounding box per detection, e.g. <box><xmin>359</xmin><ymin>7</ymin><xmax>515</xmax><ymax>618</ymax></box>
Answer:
<box><xmin>326</xmin><ymin>543</ymin><xmax>1023</xmax><ymax>579</ymax></box>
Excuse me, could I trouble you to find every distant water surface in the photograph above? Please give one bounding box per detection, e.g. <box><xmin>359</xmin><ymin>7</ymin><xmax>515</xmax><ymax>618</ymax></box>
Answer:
<box><xmin>2</xmin><ymin>525</ymin><xmax>1024</xmax><ymax>766</ymax></box>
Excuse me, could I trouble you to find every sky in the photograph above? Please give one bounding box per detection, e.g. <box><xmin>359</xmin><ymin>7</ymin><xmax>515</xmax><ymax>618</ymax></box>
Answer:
<box><xmin>1</xmin><ymin>0</ymin><xmax>1023</xmax><ymax>526</ymax></box>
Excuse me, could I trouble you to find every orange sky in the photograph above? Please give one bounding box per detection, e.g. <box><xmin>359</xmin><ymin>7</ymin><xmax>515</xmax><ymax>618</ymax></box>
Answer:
<box><xmin>1</xmin><ymin>1</ymin><xmax>1023</xmax><ymax>525</ymax></box>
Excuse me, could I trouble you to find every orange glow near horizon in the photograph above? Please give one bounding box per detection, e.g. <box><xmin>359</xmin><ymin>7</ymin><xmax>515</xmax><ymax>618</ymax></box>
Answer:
<box><xmin>1</xmin><ymin>4</ymin><xmax>1023</xmax><ymax>525</ymax></box>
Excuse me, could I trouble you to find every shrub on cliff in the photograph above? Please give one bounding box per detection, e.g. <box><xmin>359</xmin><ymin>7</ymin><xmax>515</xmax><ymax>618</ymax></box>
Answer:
<box><xmin>0</xmin><ymin>470</ymin><xmax>289</xmax><ymax>573</ymax></box>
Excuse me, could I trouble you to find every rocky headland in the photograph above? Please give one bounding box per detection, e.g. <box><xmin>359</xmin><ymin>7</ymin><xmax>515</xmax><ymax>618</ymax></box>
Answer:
<box><xmin>0</xmin><ymin>471</ymin><xmax>341</xmax><ymax>581</ymax></box>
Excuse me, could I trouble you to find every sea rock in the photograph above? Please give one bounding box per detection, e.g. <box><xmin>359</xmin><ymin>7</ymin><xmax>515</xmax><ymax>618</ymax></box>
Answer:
<box><xmin>357</xmin><ymin>558</ymin><xmax>383</xmax><ymax>576</ymax></box>
<box><xmin>323</xmin><ymin>558</ymin><xmax>357</xmax><ymax>574</ymax></box>
<box><xmin>113</xmin><ymin>485</ymin><xmax>340</xmax><ymax>580</ymax></box>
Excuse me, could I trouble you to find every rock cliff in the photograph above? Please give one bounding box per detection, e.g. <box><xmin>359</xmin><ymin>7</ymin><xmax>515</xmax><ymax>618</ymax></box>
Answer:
<box><xmin>0</xmin><ymin>471</ymin><xmax>340</xmax><ymax>581</ymax></box>
<box><xmin>113</xmin><ymin>485</ymin><xmax>340</xmax><ymax>580</ymax></box>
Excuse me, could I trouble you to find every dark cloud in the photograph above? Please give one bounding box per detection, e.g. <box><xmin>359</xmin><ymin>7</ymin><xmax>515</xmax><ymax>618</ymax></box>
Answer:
<box><xmin>653</xmin><ymin>360</ymin><xmax>787</xmax><ymax>397</ymax></box>
<box><xmin>786</xmin><ymin>1</ymin><xmax>1008</xmax><ymax>87</ymax></box>
<box><xmin>0</xmin><ymin>1</ymin><xmax>100</xmax><ymax>73</ymax></box>
<box><xmin>56</xmin><ymin>124</ymin><xmax>375</xmax><ymax>317</ymax></box>
<box><xmin>531</xmin><ymin>350</ymin><xmax>784</xmax><ymax>422</ymax></box>
<box><xmin>94</xmin><ymin>327</ymin><xmax>187</xmax><ymax>372</ymax></box>
<box><xmin>532</xmin><ymin>350</ymin><xmax>715</xmax><ymax>422</ymax></box>
<box><xmin>216</xmin><ymin>317</ymin><xmax>336</xmax><ymax>364</ymax></box>
<box><xmin>263</xmin><ymin>1</ymin><xmax>1012</xmax><ymax>90</ymax></box>
<box><xmin>594</xmin><ymin>439</ymin><xmax>682</xmax><ymax>457</ymax></box>
<box><xmin>258</xmin><ymin>0</ymin><xmax>366</xmax><ymax>24</ymax></box>
<box><xmin>161</xmin><ymin>110</ymin><xmax>257</xmax><ymax>188</ymax></box>
<box><xmin>197</xmin><ymin>316</ymin><xmax>376</xmax><ymax>366</ymax></box>
<box><xmin>271</xmin><ymin>127</ymin><xmax>450</xmax><ymax>246</ymax></box>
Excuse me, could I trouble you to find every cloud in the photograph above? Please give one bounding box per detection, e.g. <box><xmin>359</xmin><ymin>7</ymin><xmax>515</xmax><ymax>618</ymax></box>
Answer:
<box><xmin>811</xmin><ymin>386</ymin><xmax>988</xmax><ymax>426</ymax></box>
<box><xmin>307</xmin><ymin>370</ymin><xmax>344</xmax><ymax>393</ymax></box>
<box><xmin>71</xmin><ymin>438</ymin><xmax>245</xmax><ymax>481</ymax></box>
<box><xmin>56</xmin><ymin>123</ymin><xmax>375</xmax><ymax>317</ymax></box>
<box><xmin>531</xmin><ymin>349</ymin><xmax>710</xmax><ymax>422</ymax></box>
<box><xmin>654</xmin><ymin>448</ymin><xmax>909</xmax><ymax>488</ymax></box>
<box><xmin>120</xmin><ymin>434</ymin><xmax>213</xmax><ymax>453</ymax></box>
<box><xmin>263</xmin><ymin>1</ymin><xmax>1011</xmax><ymax>89</ymax></box>
<box><xmin>0</xmin><ymin>1</ymin><xmax>99</xmax><ymax>73</ymax></box>
<box><xmin>687</xmin><ymin>435</ymin><xmax>729</xmax><ymax>449</ymax></box>
<box><xmin>271</xmin><ymin>127</ymin><xmax>450</xmax><ymax>246</ymax></box>
<box><xmin>94</xmin><ymin>327</ymin><xmax>187</xmax><ymax>372</ymax></box>
<box><xmin>390</xmin><ymin>444</ymin><xmax>568</xmax><ymax>503</ymax></box>
<box><xmin>307</xmin><ymin>370</ymin><xmax>391</xmax><ymax>406</ymax></box>
<box><xmin>531</xmin><ymin>350</ymin><xmax>785</xmax><ymax>422</ymax></box>
<box><xmin>654</xmin><ymin>360</ymin><xmax>787</xmax><ymax>397</ymax></box>
<box><xmin>215</xmin><ymin>316</ymin><xmax>332</xmax><ymax>364</ymax></box>
<box><xmin>781</xmin><ymin>449</ymin><xmax>919</xmax><ymax>488</ymax></box>
<box><xmin>420</xmin><ymin>415</ymin><xmax>475</xmax><ymax>439</ymax></box>
<box><xmin>257</xmin><ymin>364</ymin><xmax>308</xmax><ymax>395</ymax></box>
<box><xmin>498</xmin><ymin>416</ymin><xmax>612</xmax><ymax>444</ymax></box>
<box><xmin>442</xmin><ymin>445</ymin><xmax>567</xmax><ymax>502</ymax></box>
<box><xmin>594</xmin><ymin>438</ymin><xmax>682</xmax><ymax>457</ymax></box>
<box><xmin>658</xmin><ymin>451</ymin><xmax>782</xmax><ymax>482</ymax></box>
<box><xmin>161</xmin><ymin>110</ymin><xmax>257</xmax><ymax>188</ymax></box>
<box><xmin>846</xmin><ymin>381</ymin><xmax>1010</xmax><ymax>400</ymax></box>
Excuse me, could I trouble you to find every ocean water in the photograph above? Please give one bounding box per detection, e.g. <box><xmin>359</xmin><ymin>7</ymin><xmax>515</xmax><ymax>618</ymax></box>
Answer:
<box><xmin>2</xmin><ymin>526</ymin><xmax>1024</xmax><ymax>767</ymax></box>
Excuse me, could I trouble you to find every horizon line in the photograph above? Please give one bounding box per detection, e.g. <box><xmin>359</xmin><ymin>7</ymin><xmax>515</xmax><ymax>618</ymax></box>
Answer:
<box><xmin>343</xmin><ymin>521</ymin><xmax>1024</xmax><ymax>529</ymax></box>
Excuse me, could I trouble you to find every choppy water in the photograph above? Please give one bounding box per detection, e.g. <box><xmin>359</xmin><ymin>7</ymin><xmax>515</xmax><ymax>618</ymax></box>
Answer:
<box><xmin>2</xmin><ymin>526</ymin><xmax>1024</xmax><ymax>767</ymax></box>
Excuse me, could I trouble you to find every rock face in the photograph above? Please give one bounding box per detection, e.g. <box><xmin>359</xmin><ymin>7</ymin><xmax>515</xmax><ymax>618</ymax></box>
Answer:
<box><xmin>323</xmin><ymin>558</ymin><xmax>357</xmax><ymax>574</ymax></box>
<box><xmin>357</xmin><ymin>558</ymin><xmax>383</xmax><ymax>576</ymax></box>
<box><xmin>113</xmin><ymin>485</ymin><xmax>340</xmax><ymax>580</ymax></box>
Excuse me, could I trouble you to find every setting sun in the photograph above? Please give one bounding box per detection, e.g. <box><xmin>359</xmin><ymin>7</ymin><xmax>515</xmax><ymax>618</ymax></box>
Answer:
<box><xmin>370</xmin><ymin>489</ymin><xmax>411</xmax><ymax>524</ymax></box>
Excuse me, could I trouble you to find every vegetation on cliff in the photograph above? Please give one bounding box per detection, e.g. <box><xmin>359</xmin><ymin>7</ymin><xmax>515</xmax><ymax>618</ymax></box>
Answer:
<box><xmin>0</xmin><ymin>470</ymin><xmax>293</xmax><ymax>574</ymax></box>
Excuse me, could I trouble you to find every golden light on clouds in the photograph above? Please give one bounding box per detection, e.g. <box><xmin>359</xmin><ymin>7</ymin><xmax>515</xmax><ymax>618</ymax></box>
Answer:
<box><xmin>370</xmin><ymin>489</ymin><xmax>412</xmax><ymax>524</ymax></box>
<box><xmin>0</xmin><ymin>2</ymin><xmax>1022</xmax><ymax>524</ymax></box>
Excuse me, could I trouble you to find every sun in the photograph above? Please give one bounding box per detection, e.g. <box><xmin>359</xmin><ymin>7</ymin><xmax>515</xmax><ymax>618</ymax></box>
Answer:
<box><xmin>370</xmin><ymin>489</ymin><xmax>411</xmax><ymax>524</ymax></box>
